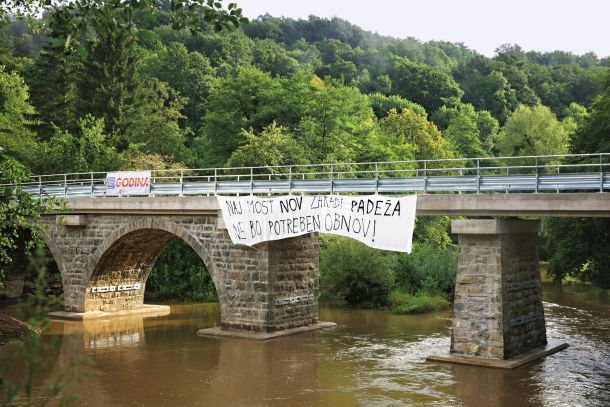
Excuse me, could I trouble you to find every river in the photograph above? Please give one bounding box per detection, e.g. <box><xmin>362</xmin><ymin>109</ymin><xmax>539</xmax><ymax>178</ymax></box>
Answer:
<box><xmin>2</xmin><ymin>284</ymin><xmax>609</xmax><ymax>407</ymax></box>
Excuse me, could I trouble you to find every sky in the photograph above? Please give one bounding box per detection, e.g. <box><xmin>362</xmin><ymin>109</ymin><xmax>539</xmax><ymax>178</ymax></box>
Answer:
<box><xmin>235</xmin><ymin>0</ymin><xmax>610</xmax><ymax>58</ymax></box>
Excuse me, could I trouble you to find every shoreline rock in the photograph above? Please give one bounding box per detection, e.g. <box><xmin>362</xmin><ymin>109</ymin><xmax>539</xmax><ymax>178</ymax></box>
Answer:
<box><xmin>0</xmin><ymin>312</ymin><xmax>34</xmax><ymax>345</ymax></box>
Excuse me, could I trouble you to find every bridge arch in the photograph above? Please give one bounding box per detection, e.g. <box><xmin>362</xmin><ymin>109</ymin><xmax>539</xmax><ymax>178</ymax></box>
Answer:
<box><xmin>83</xmin><ymin>218</ymin><xmax>222</xmax><ymax>313</ymax></box>
<box><xmin>0</xmin><ymin>233</ymin><xmax>67</xmax><ymax>300</ymax></box>
<box><xmin>40</xmin><ymin>234</ymin><xmax>68</xmax><ymax>288</ymax></box>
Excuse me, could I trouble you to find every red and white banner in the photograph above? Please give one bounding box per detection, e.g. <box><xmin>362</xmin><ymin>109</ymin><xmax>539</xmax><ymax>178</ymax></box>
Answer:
<box><xmin>105</xmin><ymin>171</ymin><xmax>151</xmax><ymax>196</ymax></box>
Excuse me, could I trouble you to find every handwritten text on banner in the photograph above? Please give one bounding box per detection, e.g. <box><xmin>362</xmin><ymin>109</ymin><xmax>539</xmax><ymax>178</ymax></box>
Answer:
<box><xmin>218</xmin><ymin>195</ymin><xmax>417</xmax><ymax>253</ymax></box>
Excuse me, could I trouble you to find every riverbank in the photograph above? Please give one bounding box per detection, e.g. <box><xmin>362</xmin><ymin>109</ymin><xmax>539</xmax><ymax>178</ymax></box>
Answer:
<box><xmin>0</xmin><ymin>313</ymin><xmax>32</xmax><ymax>345</ymax></box>
<box><xmin>389</xmin><ymin>290</ymin><xmax>451</xmax><ymax>314</ymax></box>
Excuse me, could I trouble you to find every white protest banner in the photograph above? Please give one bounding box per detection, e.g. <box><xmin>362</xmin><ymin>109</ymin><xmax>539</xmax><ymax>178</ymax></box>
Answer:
<box><xmin>105</xmin><ymin>171</ymin><xmax>151</xmax><ymax>196</ymax></box>
<box><xmin>218</xmin><ymin>195</ymin><xmax>417</xmax><ymax>253</ymax></box>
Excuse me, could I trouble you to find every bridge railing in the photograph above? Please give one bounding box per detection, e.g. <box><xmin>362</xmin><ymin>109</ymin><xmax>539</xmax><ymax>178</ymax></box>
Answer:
<box><xmin>2</xmin><ymin>153</ymin><xmax>609</xmax><ymax>197</ymax></box>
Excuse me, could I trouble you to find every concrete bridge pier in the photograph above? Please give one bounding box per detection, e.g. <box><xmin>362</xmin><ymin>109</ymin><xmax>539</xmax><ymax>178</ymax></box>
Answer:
<box><xmin>428</xmin><ymin>219</ymin><xmax>567</xmax><ymax>369</ymax></box>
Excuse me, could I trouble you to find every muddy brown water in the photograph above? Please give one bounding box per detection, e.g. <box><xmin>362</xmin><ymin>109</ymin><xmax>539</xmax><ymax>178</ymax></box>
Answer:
<box><xmin>1</xmin><ymin>284</ymin><xmax>609</xmax><ymax>407</ymax></box>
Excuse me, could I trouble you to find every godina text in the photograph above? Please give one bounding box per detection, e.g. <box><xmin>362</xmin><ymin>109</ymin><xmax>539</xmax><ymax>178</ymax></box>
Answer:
<box><xmin>114</xmin><ymin>177</ymin><xmax>149</xmax><ymax>188</ymax></box>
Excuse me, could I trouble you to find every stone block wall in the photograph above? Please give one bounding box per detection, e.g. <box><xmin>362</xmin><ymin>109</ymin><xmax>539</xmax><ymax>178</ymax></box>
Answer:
<box><xmin>451</xmin><ymin>234</ymin><xmax>504</xmax><ymax>358</ymax></box>
<box><xmin>500</xmin><ymin>232</ymin><xmax>546</xmax><ymax>357</ymax></box>
<box><xmin>450</xmin><ymin>219</ymin><xmax>546</xmax><ymax>359</ymax></box>
<box><xmin>267</xmin><ymin>234</ymin><xmax>320</xmax><ymax>331</ymax></box>
<box><xmin>41</xmin><ymin>214</ymin><xmax>320</xmax><ymax>332</ymax></box>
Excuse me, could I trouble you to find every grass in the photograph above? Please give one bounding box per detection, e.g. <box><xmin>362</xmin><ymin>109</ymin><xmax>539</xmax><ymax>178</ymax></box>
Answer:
<box><xmin>389</xmin><ymin>290</ymin><xmax>451</xmax><ymax>314</ymax></box>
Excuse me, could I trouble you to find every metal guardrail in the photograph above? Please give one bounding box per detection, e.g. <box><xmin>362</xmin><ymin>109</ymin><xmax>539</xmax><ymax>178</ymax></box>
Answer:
<box><xmin>2</xmin><ymin>153</ymin><xmax>609</xmax><ymax>198</ymax></box>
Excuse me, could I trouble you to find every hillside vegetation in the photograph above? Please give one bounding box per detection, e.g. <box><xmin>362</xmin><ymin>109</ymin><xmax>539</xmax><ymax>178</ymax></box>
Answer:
<box><xmin>1</xmin><ymin>9</ymin><xmax>608</xmax><ymax>303</ymax></box>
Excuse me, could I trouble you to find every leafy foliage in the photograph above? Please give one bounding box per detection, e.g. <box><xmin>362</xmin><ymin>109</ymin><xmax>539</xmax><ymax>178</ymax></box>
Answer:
<box><xmin>0</xmin><ymin>65</ymin><xmax>36</xmax><ymax>164</ymax></box>
<box><xmin>379</xmin><ymin>108</ymin><xmax>454</xmax><ymax>160</ymax></box>
<box><xmin>368</xmin><ymin>92</ymin><xmax>426</xmax><ymax>119</ymax></box>
<box><xmin>0</xmin><ymin>154</ymin><xmax>61</xmax><ymax>285</ymax></box>
<box><xmin>320</xmin><ymin>236</ymin><xmax>397</xmax><ymax>307</ymax></box>
<box><xmin>388</xmin><ymin>290</ymin><xmax>450</xmax><ymax>314</ymax></box>
<box><xmin>2</xmin><ymin>1</ymin><xmax>246</xmax><ymax>48</ymax></box>
<box><xmin>573</xmin><ymin>70</ymin><xmax>610</xmax><ymax>153</ymax></box>
<box><xmin>542</xmin><ymin>70</ymin><xmax>610</xmax><ymax>288</ymax></box>
<box><xmin>146</xmin><ymin>240</ymin><xmax>217</xmax><ymax>302</ymax></box>
<box><xmin>387</xmin><ymin>56</ymin><xmax>463</xmax><ymax>112</ymax></box>
<box><xmin>226</xmin><ymin>122</ymin><xmax>309</xmax><ymax>167</ymax></box>
<box><xmin>544</xmin><ymin>218</ymin><xmax>610</xmax><ymax>288</ymax></box>
<box><xmin>394</xmin><ymin>243</ymin><xmax>458</xmax><ymax>295</ymax></box>
<box><xmin>319</xmin><ymin>237</ymin><xmax>457</xmax><ymax>309</ymax></box>
<box><xmin>494</xmin><ymin>104</ymin><xmax>575</xmax><ymax>158</ymax></box>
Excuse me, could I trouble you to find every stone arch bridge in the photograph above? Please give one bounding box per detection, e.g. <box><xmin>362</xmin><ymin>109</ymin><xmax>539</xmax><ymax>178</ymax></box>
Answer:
<box><xmin>35</xmin><ymin>192</ymin><xmax>610</xmax><ymax>365</ymax></box>
<box><xmin>42</xmin><ymin>212</ymin><xmax>319</xmax><ymax>333</ymax></box>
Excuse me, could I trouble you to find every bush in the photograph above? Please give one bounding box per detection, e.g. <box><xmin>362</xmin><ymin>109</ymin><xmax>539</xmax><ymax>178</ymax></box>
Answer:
<box><xmin>320</xmin><ymin>236</ymin><xmax>397</xmax><ymax>307</ymax></box>
<box><xmin>389</xmin><ymin>290</ymin><xmax>451</xmax><ymax>314</ymax></box>
<box><xmin>319</xmin><ymin>236</ymin><xmax>458</xmax><ymax>311</ymax></box>
<box><xmin>395</xmin><ymin>243</ymin><xmax>458</xmax><ymax>295</ymax></box>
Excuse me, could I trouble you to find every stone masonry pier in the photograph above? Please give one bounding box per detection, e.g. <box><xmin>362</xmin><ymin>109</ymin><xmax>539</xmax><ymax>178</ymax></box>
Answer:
<box><xmin>428</xmin><ymin>219</ymin><xmax>567</xmax><ymax>368</ymax></box>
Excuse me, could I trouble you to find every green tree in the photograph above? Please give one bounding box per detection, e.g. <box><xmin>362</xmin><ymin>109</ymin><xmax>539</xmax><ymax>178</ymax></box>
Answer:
<box><xmin>543</xmin><ymin>69</ymin><xmax>610</xmax><ymax>289</ymax></box>
<box><xmin>198</xmin><ymin>70</ymin><xmax>376</xmax><ymax>166</ymax></box>
<box><xmin>379</xmin><ymin>108</ymin><xmax>454</xmax><ymax>161</ymax></box>
<box><xmin>395</xmin><ymin>243</ymin><xmax>457</xmax><ymax>294</ymax></box>
<box><xmin>544</xmin><ymin>218</ymin><xmax>610</xmax><ymax>288</ymax></box>
<box><xmin>76</xmin><ymin>26</ymin><xmax>143</xmax><ymax>140</ymax></box>
<box><xmin>288</xmin><ymin>38</ymin><xmax>323</xmax><ymax>68</ymax></box>
<box><xmin>493</xmin><ymin>44</ymin><xmax>541</xmax><ymax>106</ymax></box>
<box><xmin>226</xmin><ymin>122</ymin><xmax>309</xmax><ymax>167</ymax></box>
<box><xmin>474</xmin><ymin>110</ymin><xmax>501</xmax><ymax>152</ymax></box>
<box><xmin>387</xmin><ymin>55</ymin><xmax>463</xmax><ymax>113</ymax></box>
<box><xmin>368</xmin><ymin>92</ymin><xmax>426</xmax><ymax>119</ymax></box>
<box><xmin>120</xmin><ymin>79</ymin><xmax>191</xmax><ymax>164</ymax></box>
<box><xmin>196</xmin><ymin>67</ymin><xmax>281</xmax><ymax>166</ymax></box>
<box><xmin>456</xmin><ymin>60</ymin><xmax>518</xmax><ymax>123</ymax></box>
<box><xmin>34</xmin><ymin>116</ymin><xmax>119</xmax><ymax>174</ymax></box>
<box><xmin>2</xmin><ymin>1</ymin><xmax>246</xmax><ymax>44</ymax></box>
<box><xmin>252</xmin><ymin>38</ymin><xmax>298</xmax><ymax>77</ymax></box>
<box><xmin>572</xmin><ymin>69</ymin><xmax>610</xmax><ymax>153</ymax></box>
<box><xmin>444</xmin><ymin>114</ymin><xmax>485</xmax><ymax>158</ymax></box>
<box><xmin>198</xmin><ymin>28</ymin><xmax>253</xmax><ymax>70</ymax></box>
<box><xmin>143</xmin><ymin>42</ymin><xmax>217</xmax><ymax>134</ymax></box>
<box><xmin>294</xmin><ymin>76</ymin><xmax>375</xmax><ymax>163</ymax></box>
<box><xmin>26</xmin><ymin>43</ymin><xmax>82</xmax><ymax>137</ymax></box>
<box><xmin>562</xmin><ymin>102</ymin><xmax>588</xmax><ymax>127</ymax></box>
<box><xmin>0</xmin><ymin>154</ymin><xmax>58</xmax><ymax>289</ymax></box>
<box><xmin>432</xmin><ymin>104</ymin><xmax>498</xmax><ymax>155</ymax></box>
<box><xmin>495</xmin><ymin>104</ymin><xmax>575</xmax><ymax>157</ymax></box>
<box><xmin>146</xmin><ymin>240</ymin><xmax>217</xmax><ymax>302</ymax></box>
<box><xmin>0</xmin><ymin>65</ymin><xmax>37</xmax><ymax>165</ymax></box>
<box><xmin>0</xmin><ymin>23</ymin><xmax>18</xmax><ymax>70</ymax></box>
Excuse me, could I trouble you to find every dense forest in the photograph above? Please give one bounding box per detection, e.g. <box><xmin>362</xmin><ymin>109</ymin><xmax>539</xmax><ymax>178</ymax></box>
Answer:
<box><xmin>1</xmin><ymin>6</ymin><xmax>609</xmax><ymax>308</ymax></box>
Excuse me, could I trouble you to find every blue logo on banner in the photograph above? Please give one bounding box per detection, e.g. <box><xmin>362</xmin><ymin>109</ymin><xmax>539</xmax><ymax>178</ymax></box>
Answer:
<box><xmin>107</xmin><ymin>177</ymin><xmax>116</xmax><ymax>189</ymax></box>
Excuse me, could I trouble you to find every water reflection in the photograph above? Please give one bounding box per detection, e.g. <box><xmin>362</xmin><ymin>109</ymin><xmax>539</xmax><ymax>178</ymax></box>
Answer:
<box><xmin>451</xmin><ymin>364</ymin><xmax>537</xmax><ymax>407</ymax></box>
<box><xmin>201</xmin><ymin>335</ymin><xmax>322</xmax><ymax>406</ymax></box>
<box><xmin>5</xmin><ymin>285</ymin><xmax>609</xmax><ymax>407</ymax></box>
<box><xmin>55</xmin><ymin>310</ymin><xmax>169</xmax><ymax>350</ymax></box>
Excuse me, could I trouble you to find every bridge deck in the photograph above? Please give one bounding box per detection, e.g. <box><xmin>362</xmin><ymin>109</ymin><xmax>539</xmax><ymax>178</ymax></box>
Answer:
<box><xmin>59</xmin><ymin>193</ymin><xmax>610</xmax><ymax>217</ymax></box>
